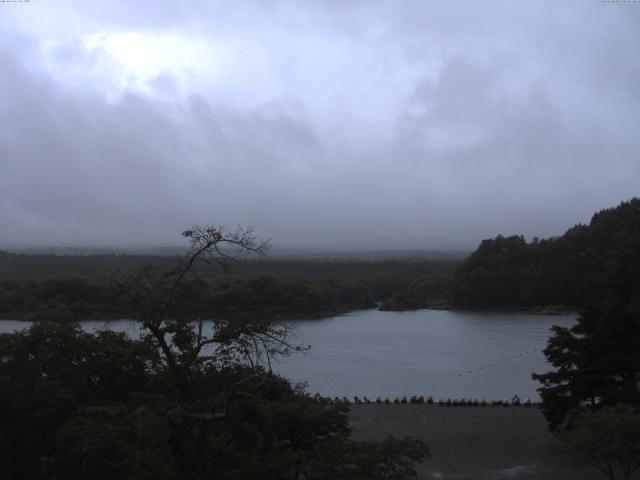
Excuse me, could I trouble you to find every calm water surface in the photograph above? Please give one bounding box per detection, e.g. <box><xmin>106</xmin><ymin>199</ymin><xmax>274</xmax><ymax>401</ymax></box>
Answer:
<box><xmin>1</xmin><ymin>309</ymin><xmax>575</xmax><ymax>400</ymax></box>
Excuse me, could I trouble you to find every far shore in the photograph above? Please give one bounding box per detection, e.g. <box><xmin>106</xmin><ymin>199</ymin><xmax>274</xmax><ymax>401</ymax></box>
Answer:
<box><xmin>0</xmin><ymin>303</ymin><xmax>580</xmax><ymax>323</ymax></box>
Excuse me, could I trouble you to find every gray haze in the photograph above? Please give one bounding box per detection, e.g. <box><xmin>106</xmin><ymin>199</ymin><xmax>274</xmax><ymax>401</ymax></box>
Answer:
<box><xmin>1</xmin><ymin>1</ymin><xmax>639</xmax><ymax>250</ymax></box>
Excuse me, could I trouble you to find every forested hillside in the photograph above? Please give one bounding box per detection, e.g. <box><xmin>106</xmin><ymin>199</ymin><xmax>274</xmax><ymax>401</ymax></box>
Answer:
<box><xmin>0</xmin><ymin>253</ymin><xmax>455</xmax><ymax>320</ymax></box>
<box><xmin>453</xmin><ymin>198</ymin><xmax>640</xmax><ymax>308</ymax></box>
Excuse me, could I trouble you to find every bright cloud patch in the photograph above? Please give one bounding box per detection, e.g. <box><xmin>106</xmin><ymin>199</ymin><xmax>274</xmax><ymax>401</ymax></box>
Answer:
<box><xmin>81</xmin><ymin>31</ymin><xmax>217</xmax><ymax>97</ymax></box>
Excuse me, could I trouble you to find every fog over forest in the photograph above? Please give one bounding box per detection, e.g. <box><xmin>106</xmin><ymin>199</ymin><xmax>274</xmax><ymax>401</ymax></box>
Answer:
<box><xmin>1</xmin><ymin>1</ymin><xmax>639</xmax><ymax>250</ymax></box>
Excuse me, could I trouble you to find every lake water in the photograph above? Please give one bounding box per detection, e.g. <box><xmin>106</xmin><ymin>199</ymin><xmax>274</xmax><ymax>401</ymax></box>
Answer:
<box><xmin>0</xmin><ymin>309</ymin><xmax>576</xmax><ymax>400</ymax></box>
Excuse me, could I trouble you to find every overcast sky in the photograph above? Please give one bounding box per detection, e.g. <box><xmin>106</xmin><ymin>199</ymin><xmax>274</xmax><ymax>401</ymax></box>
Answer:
<box><xmin>1</xmin><ymin>1</ymin><xmax>638</xmax><ymax>250</ymax></box>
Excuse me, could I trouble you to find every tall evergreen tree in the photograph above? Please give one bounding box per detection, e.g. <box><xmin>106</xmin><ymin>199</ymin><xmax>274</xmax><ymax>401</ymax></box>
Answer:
<box><xmin>533</xmin><ymin>299</ymin><xmax>640</xmax><ymax>430</ymax></box>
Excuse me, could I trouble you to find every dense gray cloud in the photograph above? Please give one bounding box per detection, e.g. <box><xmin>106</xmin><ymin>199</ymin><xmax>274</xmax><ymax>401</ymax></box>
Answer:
<box><xmin>0</xmin><ymin>1</ymin><xmax>639</xmax><ymax>250</ymax></box>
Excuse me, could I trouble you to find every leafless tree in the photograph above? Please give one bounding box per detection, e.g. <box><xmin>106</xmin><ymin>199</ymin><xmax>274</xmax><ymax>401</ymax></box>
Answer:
<box><xmin>112</xmin><ymin>224</ymin><xmax>306</xmax><ymax>372</ymax></box>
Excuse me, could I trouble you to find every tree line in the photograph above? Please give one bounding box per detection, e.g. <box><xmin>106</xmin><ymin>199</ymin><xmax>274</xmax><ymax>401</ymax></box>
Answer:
<box><xmin>0</xmin><ymin>251</ymin><xmax>456</xmax><ymax>320</ymax></box>
<box><xmin>453</xmin><ymin>198</ymin><xmax>640</xmax><ymax>309</ymax></box>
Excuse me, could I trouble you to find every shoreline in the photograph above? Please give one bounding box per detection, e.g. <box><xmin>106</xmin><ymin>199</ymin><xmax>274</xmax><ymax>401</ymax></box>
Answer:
<box><xmin>0</xmin><ymin>304</ymin><xmax>579</xmax><ymax>323</ymax></box>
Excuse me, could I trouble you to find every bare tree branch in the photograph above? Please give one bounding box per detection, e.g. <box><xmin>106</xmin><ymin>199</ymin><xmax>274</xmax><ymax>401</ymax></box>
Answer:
<box><xmin>108</xmin><ymin>224</ymin><xmax>307</xmax><ymax>377</ymax></box>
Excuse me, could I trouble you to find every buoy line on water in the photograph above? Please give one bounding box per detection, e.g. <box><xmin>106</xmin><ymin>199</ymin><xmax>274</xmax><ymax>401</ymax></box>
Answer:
<box><xmin>456</xmin><ymin>348</ymin><xmax>540</xmax><ymax>378</ymax></box>
<box><xmin>307</xmin><ymin>347</ymin><xmax>544</xmax><ymax>408</ymax></box>
<box><xmin>311</xmin><ymin>394</ymin><xmax>537</xmax><ymax>407</ymax></box>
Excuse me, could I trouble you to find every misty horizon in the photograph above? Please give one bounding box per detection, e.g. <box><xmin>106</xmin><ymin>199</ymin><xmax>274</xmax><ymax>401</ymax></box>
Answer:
<box><xmin>0</xmin><ymin>197</ymin><xmax>630</xmax><ymax>253</ymax></box>
<box><xmin>1</xmin><ymin>1</ymin><xmax>638</xmax><ymax>250</ymax></box>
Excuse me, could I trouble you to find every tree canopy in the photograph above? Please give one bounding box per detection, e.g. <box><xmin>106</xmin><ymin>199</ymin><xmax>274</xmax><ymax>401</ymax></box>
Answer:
<box><xmin>533</xmin><ymin>298</ymin><xmax>640</xmax><ymax>431</ymax></box>
<box><xmin>454</xmin><ymin>198</ymin><xmax>640</xmax><ymax>308</ymax></box>
<box><xmin>558</xmin><ymin>405</ymin><xmax>640</xmax><ymax>480</ymax></box>
<box><xmin>0</xmin><ymin>225</ymin><xmax>429</xmax><ymax>479</ymax></box>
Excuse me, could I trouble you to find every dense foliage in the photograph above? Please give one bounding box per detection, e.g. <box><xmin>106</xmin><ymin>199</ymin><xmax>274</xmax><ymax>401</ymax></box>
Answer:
<box><xmin>0</xmin><ymin>322</ymin><xmax>428</xmax><ymax>480</ymax></box>
<box><xmin>558</xmin><ymin>406</ymin><xmax>640</xmax><ymax>480</ymax></box>
<box><xmin>0</xmin><ymin>225</ymin><xmax>429</xmax><ymax>479</ymax></box>
<box><xmin>532</xmin><ymin>299</ymin><xmax>640</xmax><ymax>431</ymax></box>
<box><xmin>0</xmin><ymin>275</ymin><xmax>377</xmax><ymax>321</ymax></box>
<box><xmin>454</xmin><ymin>198</ymin><xmax>640</xmax><ymax>308</ymax></box>
<box><xmin>0</xmin><ymin>254</ymin><xmax>456</xmax><ymax>320</ymax></box>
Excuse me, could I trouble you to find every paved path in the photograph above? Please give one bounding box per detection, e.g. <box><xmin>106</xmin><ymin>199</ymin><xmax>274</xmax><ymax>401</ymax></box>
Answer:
<box><xmin>349</xmin><ymin>404</ymin><xmax>602</xmax><ymax>480</ymax></box>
